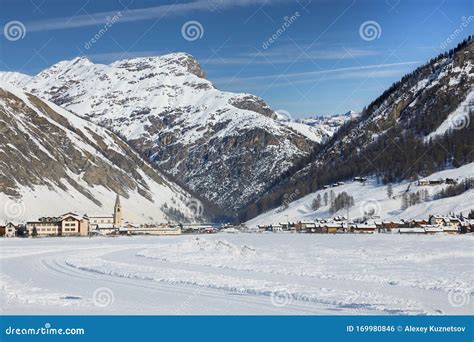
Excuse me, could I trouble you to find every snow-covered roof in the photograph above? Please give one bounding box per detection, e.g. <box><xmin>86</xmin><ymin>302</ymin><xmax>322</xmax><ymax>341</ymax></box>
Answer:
<box><xmin>61</xmin><ymin>213</ymin><xmax>83</xmax><ymax>221</ymax></box>
<box><xmin>399</xmin><ymin>228</ymin><xmax>425</xmax><ymax>233</ymax></box>
<box><xmin>354</xmin><ymin>224</ymin><xmax>377</xmax><ymax>229</ymax></box>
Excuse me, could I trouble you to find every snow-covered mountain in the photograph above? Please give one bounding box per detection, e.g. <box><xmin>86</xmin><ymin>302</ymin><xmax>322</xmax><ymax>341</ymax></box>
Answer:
<box><xmin>243</xmin><ymin>37</ymin><xmax>474</xmax><ymax>221</ymax></box>
<box><xmin>0</xmin><ymin>82</ymin><xmax>201</xmax><ymax>224</ymax></box>
<box><xmin>279</xmin><ymin>111</ymin><xmax>359</xmax><ymax>143</ymax></box>
<box><xmin>0</xmin><ymin>72</ymin><xmax>32</xmax><ymax>87</ymax></box>
<box><xmin>7</xmin><ymin>53</ymin><xmax>317</xmax><ymax>213</ymax></box>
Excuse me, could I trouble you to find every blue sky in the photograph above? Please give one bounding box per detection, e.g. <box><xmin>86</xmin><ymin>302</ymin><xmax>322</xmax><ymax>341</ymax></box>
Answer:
<box><xmin>1</xmin><ymin>0</ymin><xmax>472</xmax><ymax>117</ymax></box>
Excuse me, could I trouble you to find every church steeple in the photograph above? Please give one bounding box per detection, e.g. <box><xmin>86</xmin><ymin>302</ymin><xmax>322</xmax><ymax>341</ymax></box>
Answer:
<box><xmin>113</xmin><ymin>194</ymin><xmax>122</xmax><ymax>227</ymax></box>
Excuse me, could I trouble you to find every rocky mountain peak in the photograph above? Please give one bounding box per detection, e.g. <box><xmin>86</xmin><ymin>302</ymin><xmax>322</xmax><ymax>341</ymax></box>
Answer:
<box><xmin>7</xmin><ymin>52</ymin><xmax>320</xmax><ymax>214</ymax></box>
<box><xmin>109</xmin><ymin>52</ymin><xmax>206</xmax><ymax>79</ymax></box>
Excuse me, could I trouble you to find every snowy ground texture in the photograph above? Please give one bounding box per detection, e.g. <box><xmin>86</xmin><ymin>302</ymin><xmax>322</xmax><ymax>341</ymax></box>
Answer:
<box><xmin>1</xmin><ymin>234</ymin><xmax>472</xmax><ymax>315</ymax></box>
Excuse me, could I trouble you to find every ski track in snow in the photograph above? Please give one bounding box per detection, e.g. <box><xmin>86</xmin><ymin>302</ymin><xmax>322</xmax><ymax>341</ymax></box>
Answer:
<box><xmin>1</xmin><ymin>234</ymin><xmax>472</xmax><ymax>315</ymax></box>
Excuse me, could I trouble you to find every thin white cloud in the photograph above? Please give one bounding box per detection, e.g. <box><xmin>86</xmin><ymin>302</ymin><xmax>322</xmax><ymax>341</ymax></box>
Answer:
<box><xmin>213</xmin><ymin>61</ymin><xmax>422</xmax><ymax>86</ymax></box>
<box><xmin>16</xmin><ymin>0</ymin><xmax>290</xmax><ymax>33</ymax></box>
<box><xmin>202</xmin><ymin>47</ymin><xmax>380</xmax><ymax>65</ymax></box>
<box><xmin>234</xmin><ymin>61</ymin><xmax>421</xmax><ymax>81</ymax></box>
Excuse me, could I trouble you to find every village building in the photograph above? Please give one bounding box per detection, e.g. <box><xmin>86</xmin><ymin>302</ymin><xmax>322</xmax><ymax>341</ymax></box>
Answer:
<box><xmin>428</xmin><ymin>215</ymin><xmax>462</xmax><ymax>228</ymax></box>
<box><xmin>127</xmin><ymin>225</ymin><xmax>182</xmax><ymax>236</ymax></box>
<box><xmin>460</xmin><ymin>220</ymin><xmax>474</xmax><ymax>234</ymax></box>
<box><xmin>399</xmin><ymin>227</ymin><xmax>426</xmax><ymax>234</ymax></box>
<box><xmin>442</xmin><ymin>226</ymin><xmax>459</xmax><ymax>234</ymax></box>
<box><xmin>60</xmin><ymin>213</ymin><xmax>89</xmax><ymax>236</ymax></box>
<box><xmin>27</xmin><ymin>216</ymin><xmax>61</xmax><ymax>236</ymax></box>
<box><xmin>376</xmin><ymin>220</ymin><xmax>404</xmax><ymax>232</ymax></box>
<box><xmin>412</xmin><ymin>219</ymin><xmax>429</xmax><ymax>227</ymax></box>
<box><xmin>422</xmin><ymin>225</ymin><xmax>444</xmax><ymax>234</ymax></box>
<box><xmin>4</xmin><ymin>222</ymin><xmax>17</xmax><ymax>237</ymax></box>
<box><xmin>418</xmin><ymin>179</ymin><xmax>445</xmax><ymax>186</ymax></box>
<box><xmin>182</xmin><ymin>224</ymin><xmax>213</xmax><ymax>234</ymax></box>
<box><xmin>87</xmin><ymin>195</ymin><xmax>122</xmax><ymax>235</ymax></box>
<box><xmin>26</xmin><ymin>213</ymin><xmax>89</xmax><ymax>237</ymax></box>
<box><xmin>271</xmin><ymin>224</ymin><xmax>283</xmax><ymax>232</ymax></box>
<box><xmin>446</xmin><ymin>217</ymin><xmax>462</xmax><ymax>227</ymax></box>
<box><xmin>351</xmin><ymin>223</ymin><xmax>377</xmax><ymax>234</ymax></box>
<box><xmin>299</xmin><ymin>221</ymin><xmax>317</xmax><ymax>233</ymax></box>
<box><xmin>319</xmin><ymin>222</ymin><xmax>341</xmax><ymax>234</ymax></box>
<box><xmin>418</xmin><ymin>179</ymin><xmax>430</xmax><ymax>186</ymax></box>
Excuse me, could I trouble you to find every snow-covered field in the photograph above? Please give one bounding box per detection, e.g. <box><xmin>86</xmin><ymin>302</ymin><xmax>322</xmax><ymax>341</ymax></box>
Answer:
<box><xmin>1</xmin><ymin>234</ymin><xmax>472</xmax><ymax>315</ymax></box>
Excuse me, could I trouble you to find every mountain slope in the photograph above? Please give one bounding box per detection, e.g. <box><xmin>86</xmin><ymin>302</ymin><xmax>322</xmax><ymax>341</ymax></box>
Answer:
<box><xmin>244</xmin><ymin>37</ymin><xmax>474</xmax><ymax>221</ymax></box>
<box><xmin>15</xmin><ymin>53</ymin><xmax>317</xmax><ymax>213</ymax></box>
<box><xmin>0</xmin><ymin>82</ymin><xmax>201</xmax><ymax>223</ymax></box>
<box><xmin>0</xmin><ymin>72</ymin><xmax>32</xmax><ymax>87</ymax></box>
<box><xmin>247</xmin><ymin>162</ymin><xmax>474</xmax><ymax>226</ymax></box>
<box><xmin>279</xmin><ymin>111</ymin><xmax>360</xmax><ymax>143</ymax></box>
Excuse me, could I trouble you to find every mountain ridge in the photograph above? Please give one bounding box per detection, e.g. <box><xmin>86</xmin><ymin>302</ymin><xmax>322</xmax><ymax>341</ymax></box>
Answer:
<box><xmin>6</xmin><ymin>52</ymin><xmax>321</xmax><ymax>215</ymax></box>
<box><xmin>0</xmin><ymin>82</ymin><xmax>205</xmax><ymax>223</ymax></box>
<box><xmin>241</xmin><ymin>36</ymin><xmax>474</xmax><ymax>221</ymax></box>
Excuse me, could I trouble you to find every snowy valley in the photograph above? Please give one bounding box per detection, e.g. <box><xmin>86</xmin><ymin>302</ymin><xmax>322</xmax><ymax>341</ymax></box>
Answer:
<box><xmin>1</xmin><ymin>234</ymin><xmax>472</xmax><ymax>315</ymax></box>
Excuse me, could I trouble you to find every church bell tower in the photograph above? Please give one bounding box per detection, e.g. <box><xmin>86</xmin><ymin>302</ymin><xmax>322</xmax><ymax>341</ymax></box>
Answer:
<box><xmin>114</xmin><ymin>194</ymin><xmax>122</xmax><ymax>227</ymax></box>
